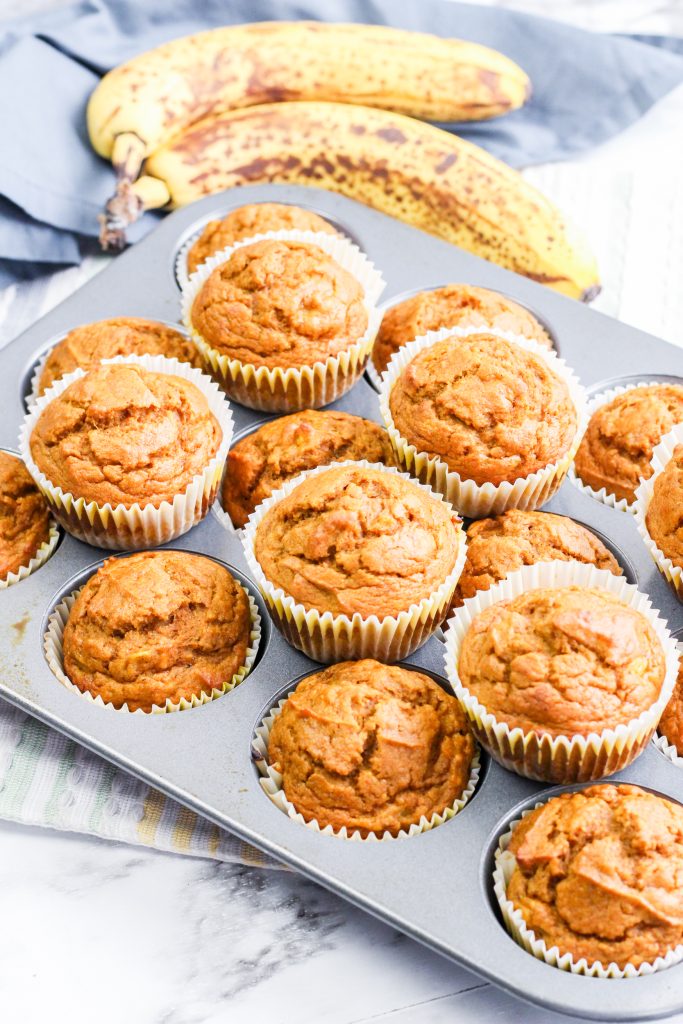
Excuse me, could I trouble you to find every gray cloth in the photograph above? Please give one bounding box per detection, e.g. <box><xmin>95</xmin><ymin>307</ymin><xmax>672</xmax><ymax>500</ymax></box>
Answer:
<box><xmin>0</xmin><ymin>0</ymin><xmax>682</xmax><ymax>284</ymax></box>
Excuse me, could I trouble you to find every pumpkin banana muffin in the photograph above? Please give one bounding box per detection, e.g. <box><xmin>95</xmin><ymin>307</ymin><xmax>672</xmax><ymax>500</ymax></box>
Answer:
<box><xmin>504</xmin><ymin>784</ymin><xmax>683</xmax><ymax>969</ymax></box>
<box><xmin>186</xmin><ymin>202</ymin><xmax>339</xmax><ymax>275</ymax></box>
<box><xmin>224</xmin><ymin>410</ymin><xmax>396</xmax><ymax>528</ymax></box>
<box><xmin>190</xmin><ymin>238</ymin><xmax>368</xmax><ymax>370</ymax></box>
<box><xmin>458</xmin><ymin>586</ymin><xmax>666</xmax><ymax>738</ymax></box>
<box><xmin>373</xmin><ymin>283</ymin><xmax>551</xmax><ymax>375</ymax></box>
<box><xmin>62</xmin><ymin>551</ymin><xmax>252</xmax><ymax>712</ymax></box>
<box><xmin>37</xmin><ymin>317</ymin><xmax>200</xmax><ymax>396</ymax></box>
<box><xmin>645</xmin><ymin>443</ymin><xmax>683</xmax><ymax>568</ymax></box>
<box><xmin>659</xmin><ymin>658</ymin><xmax>683</xmax><ymax>757</ymax></box>
<box><xmin>0</xmin><ymin>451</ymin><xmax>50</xmax><ymax>580</ymax></box>
<box><xmin>267</xmin><ymin>660</ymin><xmax>476</xmax><ymax>836</ymax></box>
<box><xmin>574</xmin><ymin>384</ymin><xmax>683</xmax><ymax>504</ymax></box>
<box><xmin>452</xmin><ymin>509</ymin><xmax>621</xmax><ymax>607</ymax></box>
<box><xmin>252</xmin><ymin>464</ymin><xmax>460</xmax><ymax>619</ymax></box>
<box><xmin>388</xmin><ymin>333</ymin><xmax>577</xmax><ymax>487</ymax></box>
<box><xmin>30</xmin><ymin>363</ymin><xmax>222</xmax><ymax>508</ymax></box>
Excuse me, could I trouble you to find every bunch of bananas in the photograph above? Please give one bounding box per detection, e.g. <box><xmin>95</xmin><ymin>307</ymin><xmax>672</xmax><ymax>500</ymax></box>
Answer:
<box><xmin>87</xmin><ymin>20</ymin><xmax>599</xmax><ymax>299</ymax></box>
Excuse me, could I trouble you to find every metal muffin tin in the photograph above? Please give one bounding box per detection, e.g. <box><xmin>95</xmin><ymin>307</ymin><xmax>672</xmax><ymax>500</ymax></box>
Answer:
<box><xmin>1</xmin><ymin>184</ymin><xmax>683</xmax><ymax>1021</ymax></box>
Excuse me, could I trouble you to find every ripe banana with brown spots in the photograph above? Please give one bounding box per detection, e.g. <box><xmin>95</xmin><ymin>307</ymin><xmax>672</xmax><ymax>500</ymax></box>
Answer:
<box><xmin>140</xmin><ymin>102</ymin><xmax>599</xmax><ymax>300</ymax></box>
<box><xmin>87</xmin><ymin>20</ymin><xmax>530</xmax><ymax>249</ymax></box>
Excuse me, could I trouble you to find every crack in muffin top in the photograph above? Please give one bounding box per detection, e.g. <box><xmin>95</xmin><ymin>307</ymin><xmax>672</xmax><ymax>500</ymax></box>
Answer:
<box><xmin>0</xmin><ymin>451</ymin><xmax>50</xmax><ymax>579</ymax></box>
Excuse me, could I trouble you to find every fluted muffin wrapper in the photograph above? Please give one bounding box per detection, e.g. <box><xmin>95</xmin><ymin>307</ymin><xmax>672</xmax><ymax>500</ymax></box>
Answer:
<box><xmin>567</xmin><ymin>380</ymin><xmax>674</xmax><ymax>514</ymax></box>
<box><xmin>44</xmin><ymin>580</ymin><xmax>261</xmax><ymax>714</ymax></box>
<box><xmin>181</xmin><ymin>230</ymin><xmax>385</xmax><ymax>413</ymax></box>
<box><xmin>443</xmin><ymin>560</ymin><xmax>680</xmax><ymax>783</ymax></box>
<box><xmin>493</xmin><ymin>803</ymin><xmax>683</xmax><ymax>977</ymax></box>
<box><xmin>634</xmin><ymin>423</ymin><xmax>683</xmax><ymax>600</ymax></box>
<box><xmin>378</xmin><ymin>325</ymin><xmax>588</xmax><ymax>519</ymax></box>
<box><xmin>252</xmin><ymin>690</ymin><xmax>480</xmax><ymax>841</ymax></box>
<box><xmin>241</xmin><ymin>459</ymin><xmax>467</xmax><ymax>663</ymax></box>
<box><xmin>0</xmin><ymin>521</ymin><xmax>59</xmax><ymax>589</ymax></box>
<box><xmin>19</xmin><ymin>353</ymin><xmax>234</xmax><ymax>550</ymax></box>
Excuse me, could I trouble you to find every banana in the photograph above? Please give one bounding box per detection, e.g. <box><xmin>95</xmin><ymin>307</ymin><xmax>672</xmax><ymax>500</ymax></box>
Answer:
<box><xmin>141</xmin><ymin>102</ymin><xmax>599</xmax><ymax>301</ymax></box>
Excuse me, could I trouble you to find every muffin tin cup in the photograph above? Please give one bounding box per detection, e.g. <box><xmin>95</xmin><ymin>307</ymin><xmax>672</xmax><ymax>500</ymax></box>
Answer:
<box><xmin>18</xmin><ymin>354</ymin><xmax>234</xmax><ymax>551</ymax></box>
<box><xmin>0</xmin><ymin>521</ymin><xmax>59</xmax><ymax>590</ymax></box>
<box><xmin>493</xmin><ymin>802</ymin><xmax>683</xmax><ymax>978</ymax></box>
<box><xmin>443</xmin><ymin>560</ymin><xmax>680</xmax><ymax>784</ymax></box>
<box><xmin>241</xmin><ymin>459</ymin><xmax>467</xmax><ymax>663</ymax></box>
<box><xmin>44</xmin><ymin>581</ymin><xmax>262</xmax><ymax>714</ymax></box>
<box><xmin>634</xmin><ymin>423</ymin><xmax>683</xmax><ymax>601</ymax></box>
<box><xmin>252</xmin><ymin>690</ymin><xmax>481</xmax><ymax>841</ymax></box>
<box><xmin>378</xmin><ymin>325</ymin><xmax>588</xmax><ymax>519</ymax></box>
<box><xmin>180</xmin><ymin>229</ymin><xmax>385</xmax><ymax>413</ymax></box>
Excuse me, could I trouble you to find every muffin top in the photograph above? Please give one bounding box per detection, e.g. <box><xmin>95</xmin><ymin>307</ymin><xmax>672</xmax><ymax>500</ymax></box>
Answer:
<box><xmin>30</xmin><ymin>363</ymin><xmax>222</xmax><ymax>508</ymax></box>
<box><xmin>62</xmin><ymin>551</ymin><xmax>251</xmax><ymax>712</ymax></box>
<box><xmin>659</xmin><ymin>657</ymin><xmax>683</xmax><ymax>757</ymax></box>
<box><xmin>253</xmin><ymin>464</ymin><xmax>460</xmax><ymax>618</ymax></box>
<box><xmin>190</xmin><ymin>239</ymin><xmax>368</xmax><ymax>370</ymax></box>
<box><xmin>37</xmin><ymin>317</ymin><xmax>200</xmax><ymax>396</ymax></box>
<box><xmin>187</xmin><ymin>202</ymin><xmax>339</xmax><ymax>275</ymax></box>
<box><xmin>388</xmin><ymin>333</ymin><xmax>577</xmax><ymax>486</ymax></box>
<box><xmin>458</xmin><ymin>587</ymin><xmax>665</xmax><ymax>736</ymax></box>
<box><xmin>267</xmin><ymin>659</ymin><xmax>475</xmax><ymax>836</ymax></box>
<box><xmin>0</xmin><ymin>451</ymin><xmax>50</xmax><ymax>579</ymax></box>
<box><xmin>373</xmin><ymin>283</ymin><xmax>551</xmax><ymax>375</ymax></box>
<box><xmin>506</xmin><ymin>784</ymin><xmax>683</xmax><ymax>969</ymax></box>
<box><xmin>574</xmin><ymin>385</ymin><xmax>683</xmax><ymax>504</ymax></box>
<box><xmin>452</xmin><ymin>509</ymin><xmax>621</xmax><ymax>607</ymax></box>
<box><xmin>645</xmin><ymin>443</ymin><xmax>683</xmax><ymax>568</ymax></box>
<box><xmin>224</xmin><ymin>410</ymin><xmax>396</xmax><ymax>528</ymax></box>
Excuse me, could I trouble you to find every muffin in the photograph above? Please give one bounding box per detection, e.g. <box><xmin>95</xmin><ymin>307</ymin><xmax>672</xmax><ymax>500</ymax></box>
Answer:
<box><xmin>26</xmin><ymin>360</ymin><xmax>226</xmax><ymax>548</ymax></box>
<box><xmin>659</xmin><ymin>657</ymin><xmax>683</xmax><ymax>757</ymax></box>
<box><xmin>186</xmin><ymin>202</ymin><xmax>339</xmax><ymax>275</ymax></box>
<box><xmin>644</xmin><ymin>443</ymin><xmax>683</xmax><ymax>570</ymax></box>
<box><xmin>452</xmin><ymin>509</ymin><xmax>621</xmax><ymax>607</ymax></box>
<box><xmin>574</xmin><ymin>384</ymin><xmax>683</xmax><ymax>505</ymax></box>
<box><xmin>36</xmin><ymin>317</ymin><xmax>200</xmax><ymax>396</ymax></box>
<box><xmin>244</xmin><ymin>463</ymin><xmax>464</xmax><ymax>661</ymax></box>
<box><xmin>60</xmin><ymin>551</ymin><xmax>253</xmax><ymax>712</ymax></box>
<box><xmin>500</xmin><ymin>785</ymin><xmax>683</xmax><ymax>971</ymax></box>
<box><xmin>223</xmin><ymin>410</ymin><xmax>396</xmax><ymax>528</ymax></box>
<box><xmin>0</xmin><ymin>450</ymin><xmax>51</xmax><ymax>581</ymax></box>
<box><xmin>373</xmin><ymin>283</ymin><xmax>551</xmax><ymax>375</ymax></box>
<box><xmin>265</xmin><ymin>660</ymin><xmax>476</xmax><ymax>837</ymax></box>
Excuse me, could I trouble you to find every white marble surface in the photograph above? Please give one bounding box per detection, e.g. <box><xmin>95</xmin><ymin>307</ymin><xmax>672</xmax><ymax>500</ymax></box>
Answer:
<box><xmin>1</xmin><ymin>2</ymin><xmax>683</xmax><ymax>1023</ymax></box>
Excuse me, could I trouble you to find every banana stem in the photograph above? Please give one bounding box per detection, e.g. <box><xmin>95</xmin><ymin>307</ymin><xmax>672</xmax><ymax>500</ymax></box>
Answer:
<box><xmin>99</xmin><ymin>133</ymin><xmax>164</xmax><ymax>251</ymax></box>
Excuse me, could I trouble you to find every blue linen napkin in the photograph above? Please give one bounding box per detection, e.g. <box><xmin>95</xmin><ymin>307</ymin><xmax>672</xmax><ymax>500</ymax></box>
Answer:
<box><xmin>0</xmin><ymin>0</ymin><xmax>682</xmax><ymax>283</ymax></box>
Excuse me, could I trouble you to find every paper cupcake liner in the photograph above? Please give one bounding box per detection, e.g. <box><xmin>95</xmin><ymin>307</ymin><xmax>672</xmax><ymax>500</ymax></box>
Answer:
<box><xmin>181</xmin><ymin>230</ymin><xmax>385</xmax><ymax>413</ymax></box>
<box><xmin>634</xmin><ymin>423</ymin><xmax>683</xmax><ymax>601</ymax></box>
<box><xmin>44</xmin><ymin>578</ymin><xmax>261</xmax><ymax>714</ymax></box>
<box><xmin>25</xmin><ymin>320</ymin><xmax>193</xmax><ymax>409</ymax></box>
<box><xmin>0</xmin><ymin>521</ymin><xmax>60</xmax><ymax>589</ymax></box>
<box><xmin>378</xmin><ymin>325</ymin><xmax>588</xmax><ymax>519</ymax></box>
<box><xmin>252</xmin><ymin>689</ymin><xmax>480</xmax><ymax>840</ymax></box>
<box><xmin>493</xmin><ymin>802</ymin><xmax>683</xmax><ymax>977</ymax></box>
<box><xmin>19</xmin><ymin>353</ymin><xmax>234</xmax><ymax>550</ymax></box>
<box><xmin>443</xmin><ymin>560</ymin><xmax>680</xmax><ymax>783</ymax></box>
<box><xmin>242</xmin><ymin>459</ymin><xmax>467</xmax><ymax>663</ymax></box>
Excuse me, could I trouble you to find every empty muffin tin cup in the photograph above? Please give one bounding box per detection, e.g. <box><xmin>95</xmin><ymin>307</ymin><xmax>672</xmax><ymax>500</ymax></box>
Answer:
<box><xmin>493</xmin><ymin>800</ymin><xmax>683</xmax><ymax>978</ymax></box>
<box><xmin>19</xmin><ymin>353</ymin><xmax>234</xmax><ymax>550</ymax></box>
<box><xmin>252</xmin><ymin>688</ymin><xmax>480</xmax><ymax>841</ymax></box>
<box><xmin>181</xmin><ymin>229</ymin><xmax>385</xmax><ymax>413</ymax></box>
<box><xmin>241</xmin><ymin>459</ymin><xmax>467</xmax><ymax>663</ymax></box>
<box><xmin>44</xmin><ymin>580</ymin><xmax>261</xmax><ymax>714</ymax></box>
<box><xmin>634</xmin><ymin>423</ymin><xmax>683</xmax><ymax>601</ymax></box>
<box><xmin>0</xmin><ymin>520</ymin><xmax>59</xmax><ymax>590</ymax></box>
<box><xmin>443</xmin><ymin>560</ymin><xmax>680</xmax><ymax>783</ymax></box>
<box><xmin>378</xmin><ymin>325</ymin><xmax>588</xmax><ymax>519</ymax></box>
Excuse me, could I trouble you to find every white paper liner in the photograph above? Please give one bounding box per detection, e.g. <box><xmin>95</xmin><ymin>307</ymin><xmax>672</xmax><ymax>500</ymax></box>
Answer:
<box><xmin>25</xmin><ymin>319</ymin><xmax>194</xmax><ymax>408</ymax></box>
<box><xmin>44</xmin><ymin>577</ymin><xmax>261</xmax><ymax>714</ymax></box>
<box><xmin>493</xmin><ymin>801</ymin><xmax>683</xmax><ymax>977</ymax></box>
<box><xmin>443</xmin><ymin>560</ymin><xmax>680</xmax><ymax>783</ymax></box>
<box><xmin>181</xmin><ymin>230</ymin><xmax>385</xmax><ymax>412</ymax></box>
<box><xmin>378</xmin><ymin>325</ymin><xmax>588</xmax><ymax>519</ymax></box>
<box><xmin>568</xmin><ymin>380</ymin><xmax>683</xmax><ymax>514</ymax></box>
<box><xmin>252</xmin><ymin>688</ymin><xmax>480</xmax><ymax>841</ymax></box>
<box><xmin>634</xmin><ymin>423</ymin><xmax>683</xmax><ymax>600</ymax></box>
<box><xmin>19</xmin><ymin>353</ymin><xmax>234</xmax><ymax>550</ymax></box>
<box><xmin>0</xmin><ymin>521</ymin><xmax>59</xmax><ymax>589</ymax></box>
<box><xmin>242</xmin><ymin>459</ymin><xmax>467</xmax><ymax>663</ymax></box>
